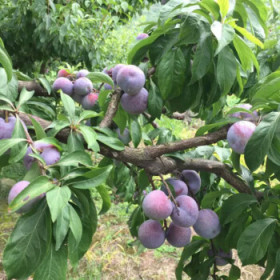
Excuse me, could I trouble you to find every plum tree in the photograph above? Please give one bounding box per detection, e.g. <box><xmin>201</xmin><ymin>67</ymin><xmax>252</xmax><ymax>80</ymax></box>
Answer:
<box><xmin>116</xmin><ymin>128</ymin><xmax>131</xmax><ymax>145</ymax></box>
<box><xmin>208</xmin><ymin>249</ymin><xmax>233</xmax><ymax>266</ymax></box>
<box><xmin>8</xmin><ymin>181</ymin><xmax>44</xmax><ymax>213</ymax></box>
<box><xmin>73</xmin><ymin>77</ymin><xmax>93</xmax><ymax>96</ymax></box>
<box><xmin>76</xmin><ymin>69</ymin><xmax>89</xmax><ymax>78</ymax></box>
<box><xmin>120</xmin><ymin>88</ymin><xmax>148</xmax><ymax>114</ymax></box>
<box><xmin>161</xmin><ymin>178</ymin><xmax>188</xmax><ymax>196</ymax></box>
<box><xmin>181</xmin><ymin>170</ymin><xmax>201</xmax><ymax>194</ymax></box>
<box><xmin>57</xmin><ymin>69</ymin><xmax>70</xmax><ymax>78</ymax></box>
<box><xmin>227</xmin><ymin>121</ymin><xmax>256</xmax><ymax>154</ymax></box>
<box><xmin>81</xmin><ymin>93</ymin><xmax>99</xmax><ymax>109</ymax></box>
<box><xmin>171</xmin><ymin>195</ymin><xmax>199</xmax><ymax>227</ymax></box>
<box><xmin>52</xmin><ymin>77</ymin><xmax>73</xmax><ymax>96</ymax></box>
<box><xmin>116</xmin><ymin>65</ymin><xmax>145</xmax><ymax>95</ymax></box>
<box><xmin>0</xmin><ymin>117</ymin><xmax>16</xmax><ymax>139</ymax></box>
<box><xmin>142</xmin><ymin>189</ymin><xmax>173</xmax><ymax>220</ymax></box>
<box><xmin>193</xmin><ymin>209</ymin><xmax>221</xmax><ymax>239</ymax></box>
<box><xmin>136</xmin><ymin>33</ymin><xmax>149</xmax><ymax>40</ymax></box>
<box><xmin>166</xmin><ymin>222</ymin><xmax>191</xmax><ymax>247</ymax></box>
<box><xmin>138</xmin><ymin>220</ymin><xmax>165</xmax><ymax>249</ymax></box>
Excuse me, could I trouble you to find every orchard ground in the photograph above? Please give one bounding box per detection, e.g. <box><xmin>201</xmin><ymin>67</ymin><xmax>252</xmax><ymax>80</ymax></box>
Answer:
<box><xmin>0</xmin><ymin>116</ymin><xmax>266</xmax><ymax>279</ymax></box>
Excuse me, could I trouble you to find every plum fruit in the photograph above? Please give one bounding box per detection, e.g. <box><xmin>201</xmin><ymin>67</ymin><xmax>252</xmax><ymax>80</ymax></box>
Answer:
<box><xmin>142</xmin><ymin>189</ymin><xmax>173</xmax><ymax>220</ymax></box>
<box><xmin>120</xmin><ymin>88</ymin><xmax>148</xmax><ymax>114</ymax></box>
<box><xmin>76</xmin><ymin>69</ymin><xmax>89</xmax><ymax>78</ymax></box>
<box><xmin>136</xmin><ymin>33</ymin><xmax>149</xmax><ymax>40</ymax></box>
<box><xmin>227</xmin><ymin>121</ymin><xmax>256</xmax><ymax>154</ymax></box>
<box><xmin>230</xmin><ymin>103</ymin><xmax>258</xmax><ymax>121</ymax></box>
<box><xmin>181</xmin><ymin>170</ymin><xmax>201</xmax><ymax>194</ymax></box>
<box><xmin>166</xmin><ymin>222</ymin><xmax>191</xmax><ymax>247</ymax></box>
<box><xmin>161</xmin><ymin>178</ymin><xmax>188</xmax><ymax>197</ymax></box>
<box><xmin>208</xmin><ymin>249</ymin><xmax>232</xmax><ymax>266</ymax></box>
<box><xmin>112</xmin><ymin>64</ymin><xmax>125</xmax><ymax>83</ymax></box>
<box><xmin>52</xmin><ymin>77</ymin><xmax>73</xmax><ymax>96</ymax></box>
<box><xmin>81</xmin><ymin>93</ymin><xmax>99</xmax><ymax>109</ymax></box>
<box><xmin>138</xmin><ymin>220</ymin><xmax>165</xmax><ymax>249</ymax></box>
<box><xmin>8</xmin><ymin>180</ymin><xmax>44</xmax><ymax>213</ymax></box>
<box><xmin>0</xmin><ymin>116</ymin><xmax>16</xmax><ymax>139</ymax></box>
<box><xmin>40</xmin><ymin>148</ymin><xmax>61</xmax><ymax>166</ymax></box>
<box><xmin>57</xmin><ymin>69</ymin><xmax>70</xmax><ymax>78</ymax></box>
<box><xmin>116</xmin><ymin>128</ymin><xmax>131</xmax><ymax>145</ymax></box>
<box><xmin>193</xmin><ymin>209</ymin><xmax>221</xmax><ymax>239</ymax></box>
<box><xmin>73</xmin><ymin>77</ymin><xmax>93</xmax><ymax>96</ymax></box>
<box><xmin>116</xmin><ymin>65</ymin><xmax>145</xmax><ymax>95</ymax></box>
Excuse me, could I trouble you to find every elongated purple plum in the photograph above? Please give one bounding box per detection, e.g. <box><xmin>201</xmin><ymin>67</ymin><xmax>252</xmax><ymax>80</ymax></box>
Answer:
<box><xmin>208</xmin><ymin>249</ymin><xmax>232</xmax><ymax>266</ymax></box>
<box><xmin>136</xmin><ymin>33</ymin><xmax>149</xmax><ymax>40</ymax></box>
<box><xmin>76</xmin><ymin>69</ymin><xmax>89</xmax><ymax>78</ymax></box>
<box><xmin>181</xmin><ymin>170</ymin><xmax>201</xmax><ymax>194</ymax></box>
<box><xmin>227</xmin><ymin>121</ymin><xmax>256</xmax><ymax>154</ymax></box>
<box><xmin>52</xmin><ymin>77</ymin><xmax>73</xmax><ymax>95</ymax></box>
<box><xmin>142</xmin><ymin>190</ymin><xmax>173</xmax><ymax>220</ymax></box>
<box><xmin>230</xmin><ymin>104</ymin><xmax>258</xmax><ymax>121</ymax></box>
<box><xmin>81</xmin><ymin>93</ymin><xmax>99</xmax><ymax>109</ymax></box>
<box><xmin>166</xmin><ymin>222</ymin><xmax>191</xmax><ymax>247</ymax></box>
<box><xmin>161</xmin><ymin>178</ymin><xmax>188</xmax><ymax>197</ymax></box>
<box><xmin>112</xmin><ymin>64</ymin><xmax>125</xmax><ymax>83</ymax></box>
<box><xmin>116</xmin><ymin>65</ymin><xmax>145</xmax><ymax>95</ymax></box>
<box><xmin>8</xmin><ymin>181</ymin><xmax>44</xmax><ymax>213</ymax></box>
<box><xmin>171</xmin><ymin>195</ymin><xmax>199</xmax><ymax>227</ymax></box>
<box><xmin>138</xmin><ymin>220</ymin><xmax>165</xmax><ymax>249</ymax></box>
<box><xmin>73</xmin><ymin>77</ymin><xmax>93</xmax><ymax>96</ymax></box>
<box><xmin>193</xmin><ymin>209</ymin><xmax>221</xmax><ymax>239</ymax></box>
<box><xmin>0</xmin><ymin>116</ymin><xmax>16</xmax><ymax>139</ymax></box>
<box><xmin>120</xmin><ymin>88</ymin><xmax>148</xmax><ymax>115</ymax></box>
<box><xmin>116</xmin><ymin>128</ymin><xmax>131</xmax><ymax>145</ymax></box>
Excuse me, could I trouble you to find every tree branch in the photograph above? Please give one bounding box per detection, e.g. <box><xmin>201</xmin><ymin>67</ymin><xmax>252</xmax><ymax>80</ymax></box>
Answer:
<box><xmin>18</xmin><ymin>81</ymin><xmax>50</xmax><ymax>97</ymax></box>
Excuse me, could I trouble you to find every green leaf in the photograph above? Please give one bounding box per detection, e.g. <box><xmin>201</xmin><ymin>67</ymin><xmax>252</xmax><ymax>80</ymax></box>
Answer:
<box><xmin>17</xmin><ymin>87</ymin><xmax>34</xmax><ymax>107</ymax></box>
<box><xmin>78</xmin><ymin>110</ymin><xmax>101</xmax><ymax>122</ymax></box>
<box><xmin>97</xmin><ymin>134</ymin><xmax>125</xmax><ymax>151</ymax></box>
<box><xmin>175</xmin><ymin>239</ymin><xmax>207</xmax><ymax>280</ymax></box>
<box><xmin>0</xmin><ymin>45</ymin><xmax>13</xmax><ymax>81</ymax></box>
<box><xmin>79</xmin><ymin>125</ymin><xmax>100</xmax><ymax>152</ymax></box>
<box><xmin>46</xmin><ymin>186</ymin><xmax>71</xmax><ymax>222</ymax></box>
<box><xmin>233</xmin><ymin>35</ymin><xmax>259</xmax><ymax>73</ymax></box>
<box><xmin>237</xmin><ymin>218</ymin><xmax>276</xmax><ymax>265</ymax></box>
<box><xmin>9</xmin><ymin>176</ymin><xmax>55</xmax><ymax>213</ymax></box>
<box><xmin>0</xmin><ymin>70</ymin><xmax>18</xmax><ymax>101</ymax></box>
<box><xmin>113</xmin><ymin>106</ymin><xmax>128</xmax><ymax>132</ymax></box>
<box><xmin>69</xmin><ymin>205</ymin><xmax>83</xmax><ymax>245</ymax></box>
<box><xmin>271</xmin><ymin>248</ymin><xmax>280</xmax><ymax>280</ymax></box>
<box><xmin>0</xmin><ymin>138</ymin><xmax>26</xmax><ymax>157</ymax></box>
<box><xmin>72</xmin><ymin>165</ymin><xmax>113</xmax><ymax>189</ymax></box>
<box><xmin>3</xmin><ymin>202</ymin><xmax>51</xmax><ymax>279</ymax></box>
<box><xmin>229</xmin><ymin>265</ymin><xmax>241</xmax><ymax>280</ymax></box>
<box><xmin>128</xmin><ymin>206</ymin><xmax>145</xmax><ymax>237</ymax></box>
<box><xmin>87</xmin><ymin>72</ymin><xmax>114</xmax><ymax>87</ymax></box>
<box><xmin>130</xmin><ymin>119</ymin><xmax>141</xmax><ymax>147</ymax></box>
<box><xmin>211</xmin><ymin>21</ymin><xmax>235</xmax><ymax>55</ymax></box>
<box><xmin>178</xmin><ymin>15</ymin><xmax>201</xmax><ymax>45</ymax></box>
<box><xmin>157</xmin><ymin>48</ymin><xmax>187</xmax><ymax>100</ymax></box>
<box><xmin>201</xmin><ymin>189</ymin><xmax>231</xmax><ymax>208</ymax></box>
<box><xmin>217</xmin><ymin>0</ymin><xmax>229</xmax><ymax>18</ymax></box>
<box><xmin>216</xmin><ymin>46</ymin><xmax>237</xmax><ymax>94</ymax></box>
<box><xmin>148</xmin><ymin>79</ymin><xmax>163</xmax><ymax>119</ymax></box>
<box><xmin>29</xmin><ymin>116</ymin><xmax>47</xmax><ymax>140</ymax></box>
<box><xmin>96</xmin><ymin>185</ymin><xmax>111</xmax><ymax>215</ymax></box>
<box><xmin>35</xmin><ymin>137</ymin><xmax>62</xmax><ymax>151</ymax></box>
<box><xmin>67</xmin><ymin>131</ymin><xmax>84</xmax><ymax>152</ymax></box>
<box><xmin>34</xmin><ymin>242</ymin><xmax>67</xmax><ymax>280</ymax></box>
<box><xmin>55</xmin><ymin>151</ymin><xmax>92</xmax><ymax>167</ymax></box>
<box><xmin>55</xmin><ymin>206</ymin><xmax>70</xmax><ymax>251</ymax></box>
<box><xmin>199</xmin><ymin>0</ymin><xmax>220</xmax><ymax>20</ymax></box>
<box><xmin>220</xmin><ymin>193</ymin><xmax>257</xmax><ymax>225</ymax></box>
<box><xmin>60</xmin><ymin>92</ymin><xmax>76</xmax><ymax>120</ymax></box>
<box><xmin>38</xmin><ymin>77</ymin><xmax>52</xmax><ymax>95</ymax></box>
<box><xmin>245</xmin><ymin>112</ymin><xmax>280</xmax><ymax>171</ymax></box>
<box><xmin>195</xmin><ymin>120</ymin><xmax>233</xmax><ymax>136</ymax></box>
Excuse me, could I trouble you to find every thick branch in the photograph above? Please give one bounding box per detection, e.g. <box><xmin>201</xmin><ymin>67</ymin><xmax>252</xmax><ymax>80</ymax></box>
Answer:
<box><xmin>18</xmin><ymin>81</ymin><xmax>49</xmax><ymax>97</ymax></box>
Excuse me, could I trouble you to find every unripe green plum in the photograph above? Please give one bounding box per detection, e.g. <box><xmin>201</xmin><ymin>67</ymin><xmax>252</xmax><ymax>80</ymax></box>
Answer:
<box><xmin>161</xmin><ymin>178</ymin><xmax>188</xmax><ymax>197</ymax></box>
<box><xmin>193</xmin><ymin>209</ymin><xmax>221</xmax><ymax>239</ymax></box>
<box><xmin>8</xmin><ymin>181</ymin><xmax>44</xmax><ymax>213</ymax></box>
<box><xmin>81</xmin><ymin>93</ymin><xmax>99</xmax><ymax>109</ymax></box>
<box><xmin>116</xmin><ymin>65</ymin><xmax>145</xmax><ymax>95</ymax></box>
<box><xmin>73</xmin><ymin>77</ymin><xmax>93</xmax><ymax>96</ymax></box>
<box><xmin>171</xmin><ymin>195</ymin><xmax>199</xmax><ymax>227</ymax></box>
<box><xmin>0</xmin><ymin>116</ymin><xmax>16</xmax><ymax>139</ymax></box>
<box><xmin>120</xmin><ymin>88</ymin><xmax>148</xmax><ymax>115</ymax></box>
<box><xmin>52</xmin><ymin>77</ymin><xmax>73</xmax><ymax>96</ymax></box>
<box><xmin>138</xmin><ymin>220</ymin><xmax>165</xmax><ymax>249</ymax></box>
<box><xmin>142</xmin><ymin>189</ymin><xmax>173</xmax><ymax>220</ymax></box>
<box><xmin>166</xmin><ymin>222</ymin><xmax>191</xmax><ymax>247</ymax></box>
<box><xmin>227</xmin><ymin>121</ymin><xmax>256</xmax><ymax>154</ymax></box>
<box><xmin>181</xmin><ymin>170</ymin><xmax>201</xmax><ymax>194</ymax></box>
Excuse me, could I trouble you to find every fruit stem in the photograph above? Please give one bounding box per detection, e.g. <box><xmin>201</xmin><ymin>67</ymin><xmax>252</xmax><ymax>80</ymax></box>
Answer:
<box><xmin>4</xmin><ymin>111</ymin><xmax>8</xmax><ymax>123</ymax></box>
<box><xmin>159</xmin><ymin>174</ymin><xmax>178</xmax><ymax>208</ymax></box>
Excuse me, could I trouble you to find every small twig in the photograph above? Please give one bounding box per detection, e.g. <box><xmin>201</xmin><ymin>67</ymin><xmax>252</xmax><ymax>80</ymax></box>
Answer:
<box><xmin>142</xmin><ymin>111</ymin><xmax>159</xmax><ymax>129</ymax></box>
<box><xmin>159</xmin><ymin>174</ymin><xmax>178</xmax><ymax>207</ymax></box>
<box><xmin>147</xmin><ymin>173</ymin><xmax>156</xmax><ymax>190</ymax></box>
<box><xmin>210</xmin><ymin>240</ymin><xmax>217</xmax><ymax>280</ymax></box>
<box><xmin>98</xmin><ymin>82</ymin><xmax>104</xmax><ymax>91</ymax></box>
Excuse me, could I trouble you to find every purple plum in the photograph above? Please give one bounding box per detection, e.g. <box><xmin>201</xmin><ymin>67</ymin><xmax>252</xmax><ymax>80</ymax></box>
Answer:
<box><xmin>57</xmin><ymin>69</ymin><xmax>70</xmax><ymax>78</ymax></box>
<box><xmin>136</xmin><ymin>33</ymin><xmax>149</xmax><ymax>40</ymax></box>
<box><xmin>181</xmin><ymin>170</ymin><xmax>201</xmax><ymax>194</ymax></box>
<box><xmin>116</xmin><ymin>65</ymin><xmax>145</xmax><ymax>95</ymax></box>
<box><xmin>112</xmin><ymin>64</ymin><xmax>125</xmax><ymax>83</ymax></box>
<box><xmin>166</xmin><ymin>222</ymin><xmax>191</xmax><ymax>247</ymax></box>
<box><xmin>120</xmin><ymin>88</ymin><xmax>148</xmax><ymax>115</ymax></box>
<box><xmin>116</xmin><ymin>128</ymin><xmax>131</xmax><ymax>145</ymax></box>
<box><xmin>230</xmin><ymin>104</ymin><xmax>258</xmax><ymax>121</ymax></box>
<box><xmin>73</xmin><ymin>77</ymin><xmax>93</xmax><ymax>96</ymax></box>
<box><xmin>208</xmin><ymin>249</ymin><xmax>233</xmax><ymax>266</ymax></box>
<box><xmin>227</xmin><ymin>121</ymin><xmax>256</xmax><ymax>154</ymax></box>
<box><xmin>76</xmin><ymin>69</ymin><xmax>89</xmax><ymax>78</ymax></box>
<box><xmin>81</xmin><ymin>93</ymin><xmax>99</xmax><ymax>109</ymax></box>
<box><xmin>52</xmin><ymin>77</ymin><xmax>73</xmax><ymax>96</ymax></box>
<box><xmin>0</xmin><ymin>116</ymin><xmax>16</xmax><ymax>139</ymax></box>
<box><xmin>161</xmin><ymin>178</ymin><xmax>188</xmax><ymax>197</ymax></box>
<box><xmin>40</xmin><ymin>148</ymin><xmax>61</xmax><ymax>165</ymax></box>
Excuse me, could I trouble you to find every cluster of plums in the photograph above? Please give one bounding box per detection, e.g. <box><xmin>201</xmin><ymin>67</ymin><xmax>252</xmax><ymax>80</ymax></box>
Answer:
<box><xmin>52</xmin><ymin>69</ymin><xmax>99</xmax><ymax>110</ymax></box>
<box><xmin>138</xmin><ymin>170</ymin><xmax>221</xmax><ymax>249</ymax></box>
<box><xmin>227</xmin><ymin>103</ymin><xmax>258</xmax><ymax>154</ymax></box>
